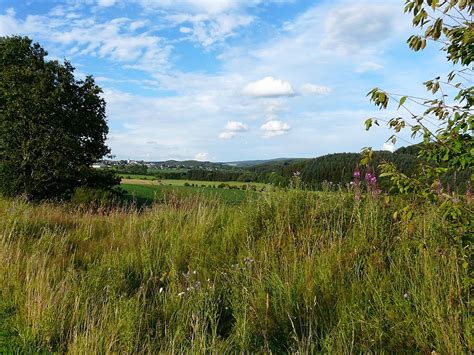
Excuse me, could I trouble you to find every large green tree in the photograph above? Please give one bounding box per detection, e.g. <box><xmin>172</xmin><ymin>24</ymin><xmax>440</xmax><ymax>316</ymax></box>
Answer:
<box><xmin>0</xmin><ymin>36</ymin><xmax>117</xmax><ymax>200</ymax></box>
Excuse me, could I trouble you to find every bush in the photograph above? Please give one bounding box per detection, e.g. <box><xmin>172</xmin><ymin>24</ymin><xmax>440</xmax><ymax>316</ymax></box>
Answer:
<box><xmin>70</xmin><ymin>186</ymin><xmax>121</xmax><ymax>208</ymax></box>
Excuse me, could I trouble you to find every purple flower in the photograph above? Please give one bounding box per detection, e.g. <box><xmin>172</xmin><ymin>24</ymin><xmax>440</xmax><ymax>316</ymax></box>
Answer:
<box><xmin>365</xmin><ymin>171</ymin><xmax>377</xmax><ymax>185</ymax></box>
<box><xmin>365</xmin><ymin>167</ymin><xmax>380</xmax><ymax>197</ymax></box>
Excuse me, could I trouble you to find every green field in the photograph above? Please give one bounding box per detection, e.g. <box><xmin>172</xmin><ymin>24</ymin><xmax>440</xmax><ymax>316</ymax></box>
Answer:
<box><xmin>119</xmin><ymin>173</ymin><xmax>157</xmax><ymax>180</ymax></box>
<box><xmin>120</xmin><ymin>174</ymin><xmax>268</xmax><ymax>188</ymax></box>
<box><xmin>159</xmin><ymin>179</ymin><xmax>267</xmax><ymax>188</ymax></box>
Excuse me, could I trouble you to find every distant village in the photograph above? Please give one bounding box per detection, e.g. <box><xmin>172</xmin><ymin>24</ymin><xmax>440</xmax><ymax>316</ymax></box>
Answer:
<box><xmin>92</xmin><ymin>159</ymin><xmax>225</xmax><ymax>171</ymax></box>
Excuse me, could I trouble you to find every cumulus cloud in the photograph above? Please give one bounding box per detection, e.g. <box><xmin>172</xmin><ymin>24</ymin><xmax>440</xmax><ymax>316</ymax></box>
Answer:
<box><xmin>243</xmin><ymin>76</ymin><xmax>295</xmax><ymax>98</ymax></box>
<box><xmin>219</xmin><ymin>120</ymin><xmax>248</xmax><ymax>139</ymax></box>
<box><xmin>218</xmin><ymin>131</ymin><xmax>236</xmax><ymax>140</ymax></box>
<box><xmin>261</xmin><ymin>120</ymin><xmax>290</xmax><ymax>138</ymax></box>
<box><xmin>382</xmin><ymin>142</ymin><xmax>395</xmax><ymax>153</ymax></box>
<box><xmin>300</xmin><ymin>83</ymin><xmax>331</xmax><ymax>95</ymax></box>
<box><xmin>225</xmin><ymin>120</ymin><xmax>248</xmax><ymax>132</ymax></box>
<box><xmin>195</xmin><ymin>152</ymin><xmax>209</xmax><ymax>161</ymax></box>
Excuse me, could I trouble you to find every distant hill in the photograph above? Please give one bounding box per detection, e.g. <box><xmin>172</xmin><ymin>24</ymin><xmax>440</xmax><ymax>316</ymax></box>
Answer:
<box><xmin>248</xmin><ymin>148</ymin><xmax>420</xmax><ymax>188</ymax></box>
<box><xmin>224</xmin><ymin>158</ymin><xmax>307</xmax><ymax>168</ymax></box>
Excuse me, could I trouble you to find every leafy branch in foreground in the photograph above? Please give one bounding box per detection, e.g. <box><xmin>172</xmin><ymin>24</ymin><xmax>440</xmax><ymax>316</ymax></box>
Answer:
<box><xmin>364</xmin><ymin>0</ymin><xmax>473</xmax><ymax>203</ymax></box>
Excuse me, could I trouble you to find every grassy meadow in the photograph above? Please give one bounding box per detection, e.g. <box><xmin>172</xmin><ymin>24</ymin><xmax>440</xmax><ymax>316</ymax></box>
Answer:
<box><xmin>0</xmin><ymin>188</ymin><xmax>471</xmax><ymax>353</ymax></box>
<box><xmin>121</xmin><ymin>182</ymin><xmax>252</xmax><ymax>205</ymax></box>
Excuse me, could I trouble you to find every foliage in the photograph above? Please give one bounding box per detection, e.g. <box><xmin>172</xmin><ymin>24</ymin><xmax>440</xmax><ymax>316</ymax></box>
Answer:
<box><xmin>70</xmin><ymin>186</ymin><xmax>123</xmax><ymax>209</ymax></box>
<box><xmin>364</xmin><ymin>1</ymin><xmax>473</xmax><ymax>189</ymax></box>
<box><xmin>0</xmin><ymin>36</ymin><xmax>115</xmax><ymax>200</ymax></box>
<box><xmin>0</xmin><ymin>191</ymin><xmax>471</xmax><ymax>352</ymax></box>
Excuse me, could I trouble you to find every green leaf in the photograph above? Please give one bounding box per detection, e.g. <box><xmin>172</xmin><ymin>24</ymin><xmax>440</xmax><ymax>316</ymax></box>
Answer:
<box><xmin>365</xmin><ymin>118</ymin><xmax>373</xmax><ymax>131</ymax></box>
<box><xmin>398</xmin><ymin>96</ymin><xmax>407</xmax><ymax>109</ymax></box>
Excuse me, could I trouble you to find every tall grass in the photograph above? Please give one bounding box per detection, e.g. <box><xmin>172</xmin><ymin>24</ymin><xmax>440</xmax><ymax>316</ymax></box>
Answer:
<box><xmin>0</xmin><ymin>190</ymin><xmax>471</xmax><ymax>353</ymax></box>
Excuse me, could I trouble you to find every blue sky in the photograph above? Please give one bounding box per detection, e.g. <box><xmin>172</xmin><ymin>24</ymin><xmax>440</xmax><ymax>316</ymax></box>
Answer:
<box><xmin>0</xmin><ymin>0</ymin><xmax>450</xmax><ymax>161</ymax></box>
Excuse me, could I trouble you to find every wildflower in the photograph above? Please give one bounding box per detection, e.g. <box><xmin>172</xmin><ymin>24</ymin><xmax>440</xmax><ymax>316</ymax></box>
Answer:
<box><xmin>353</xmin><ymin>167</ymin><xmax>361</xmax><ymax>179</ymax></box>
<box><xmin>365</xmin><ymin>170</ymin><xmax>377</xmax><ymax>186</ymax></box>
<box><xmin>244</xmin><ymin>257</ymin><xmax>254</xmax><ymax>267</ymax></box>
<box><xmin>159</xmin><ymin>287</ymin><xmax>163</xmax><ymax>293</ymax></box>
<box><xmin>403</xmin><ymin>292</ymin><xmax>409</xmax><ymax>299</ymax></box>
<box><xmin>365</xmin><ymin>167</ymin><xmax>381</xmax><ymax>197</ymax></box>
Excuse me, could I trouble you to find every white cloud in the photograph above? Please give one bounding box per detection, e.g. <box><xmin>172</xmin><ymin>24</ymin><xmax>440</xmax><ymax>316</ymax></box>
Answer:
<box><xmin>0</xmin><ymin>8</ymin><xmax>20</xmax><ymax>36</ymax></box>
<box><xmin>261</xmin><ymin>120</ymin><xmax>290</xmax><ymax>138</ymax></box>
<box><xmin>382</xmin><ymin>142</ymin><xmax>395</xmax><ymax>152</ymax></box>
<box><xmin>136</xmin><ymin>0</ymin><xmax>288</xmax><ymax>15</ymax></box>
<box><xmin>0</xmin><ymin>9</ymin><xmax>172</xmax><ymax>73</ymax></box>
<box><xmin>243</xmin><ymin>76</ymin><xmax>295</xmax><ymax>98</ymax></box>
<box><xmin>130</xmin><ymin>0</ymin><xmax>292</xmax><ymax>47</ymax></box>
<box><xmin>97</xmin><ymin>0</ymin><xmax>116</xmax><ymax>7</ymax></box>
<box><xmin>300</xmin><ymin>83</ymin><xmax>331</xmax><ymax>95</ymax></box>
<box><xmin>219</xmin><ymin>120</ymin><xmax>248</xmax><ymax>140</ymax></box>
<box><xmin>323</xmin><ymin>4</ymin><xmax>396</xmax><ymax>55</ymax></box>
<box><xmin>218</xmin><ymin>131</ymin><xmax>236</xmax><ymax>140</ymax></box>
<box><xmin>195</xmin><ymin>152</ymin><xmax>209</xmax><ymax>161</ymax></box>
<box><xmin>168</xmin><ymin>12</ymin><xmax>254</xmax><ymax>47</ymax></box>
<box><xmin>129</xmin><ymin>20</ymin><xmax>149</xmax><ymax>31</ymax></box>
<box><xmin>225</xmin><ymin>120</ymin><xmax>248</xmax><ymax>132</ymax></box>
<box><xmin>179</xmin><ymin>26</ymin><xmax>192</xmax><ymax>33</ymax></box>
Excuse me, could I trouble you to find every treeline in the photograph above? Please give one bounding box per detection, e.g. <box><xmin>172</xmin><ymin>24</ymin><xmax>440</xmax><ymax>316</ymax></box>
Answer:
<box><xmin>250</xmin><ymin>148</ymin><xmax>470</xmax><ymax>192</ymax></box>
<box><xmin>185</xmin><ymin>169</ymin><xmax>256</xmax><ymax>182</ymax></box>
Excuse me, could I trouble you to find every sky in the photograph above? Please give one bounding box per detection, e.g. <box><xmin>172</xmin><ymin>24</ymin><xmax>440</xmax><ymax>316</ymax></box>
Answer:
<box><xmin>0</xmin><ymin>0</ymin><xmax>451</xmax><ymax>161</ymax></box>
